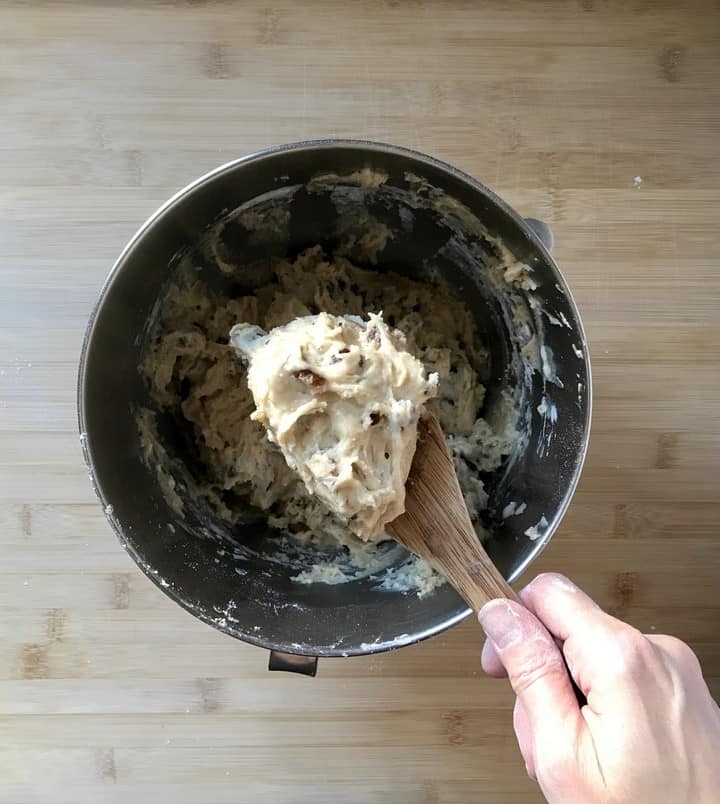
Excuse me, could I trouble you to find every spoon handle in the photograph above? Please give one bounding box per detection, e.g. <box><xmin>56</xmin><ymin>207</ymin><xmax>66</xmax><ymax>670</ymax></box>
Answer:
<box><xmin>388</xmin><ymin>413</ymin><xmax>518</xmax><ymax>609</ymax></box>
<box><xmin>429</xmin><ymin>527</ymin><xmax>519</xmax><ymax>610</ymax></box>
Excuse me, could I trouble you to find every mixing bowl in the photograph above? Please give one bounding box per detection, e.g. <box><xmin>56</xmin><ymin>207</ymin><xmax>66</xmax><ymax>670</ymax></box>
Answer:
<box><xmin>78</xmin><ymin>140</ymin><xmax>591</xmax><ymax>675</ymax></box>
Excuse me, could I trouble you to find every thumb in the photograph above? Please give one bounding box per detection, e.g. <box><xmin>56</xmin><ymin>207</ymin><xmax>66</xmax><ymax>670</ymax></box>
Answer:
<box><xmin>479</xmin><ymin>598</ymin><xmax>583</xmax><ymax>747</ymax></box>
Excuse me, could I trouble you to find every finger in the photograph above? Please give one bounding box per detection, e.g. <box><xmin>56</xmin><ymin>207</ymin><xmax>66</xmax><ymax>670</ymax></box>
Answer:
<box><xmin>513</xmin><ymin>698</ymin><xmax>536</xmax><ymax>780</ymax></box>
<box><xmin>478</xmin><ymin>598</ymin><xmax>583</xmax><ymax>747</ymax></box>
<box><xmin>518</xmin><ymin>573</ymin><xmax>610</xmax><ymax>645</ymax></box>
<box><xmin>481</xmin><ymin>637</ymin><xmax>507</xmax><ymax>678</ymax></box>
<box><xmin>520</xmin><ymin>573</ymin><xmax>658</xmax><ymax>708</ymax></box>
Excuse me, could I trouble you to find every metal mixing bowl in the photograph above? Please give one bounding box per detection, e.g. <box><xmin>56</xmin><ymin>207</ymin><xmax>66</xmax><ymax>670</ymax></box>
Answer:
<box><xmin>78</xmin><ymin>140</ymin><xmax>591</xmax><ymax>675</ymax></box>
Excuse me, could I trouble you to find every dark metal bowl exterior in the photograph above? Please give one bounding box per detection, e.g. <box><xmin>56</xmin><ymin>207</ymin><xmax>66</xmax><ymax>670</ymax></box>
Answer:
<box><xmin>78</xmin><ymin>140</ymin><xmax>591</xmax><ymax>659</ymax></box>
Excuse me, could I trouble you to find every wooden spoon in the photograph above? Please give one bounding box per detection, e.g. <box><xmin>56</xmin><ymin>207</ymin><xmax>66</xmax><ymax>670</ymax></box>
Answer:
<box><xmin>389</xmin><ymin>422</ymin><xmax>588</xmax><ymax>705</ymax></box>
<box><xmin>387</xmin><ymin>412</ymin><xmax>519</xmax><ymax>609</ymax></box>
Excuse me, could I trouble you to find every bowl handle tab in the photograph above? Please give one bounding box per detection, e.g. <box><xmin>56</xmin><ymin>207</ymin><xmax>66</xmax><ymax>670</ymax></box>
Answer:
<box><xmin>524</xmin><ymin>217</ymin><xmax>554</xmax><ymax>253</ymax></box>
<box><xmin>268</xmin><ymin>650</ymin><xmax>318</xmax><ymax>677</ymax></box>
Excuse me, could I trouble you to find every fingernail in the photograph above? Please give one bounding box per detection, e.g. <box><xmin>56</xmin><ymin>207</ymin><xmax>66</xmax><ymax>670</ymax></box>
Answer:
<box><xmin>478</xmin><ymin>599</ymin><xmax>522</xmax><ymax>650</ymax></box>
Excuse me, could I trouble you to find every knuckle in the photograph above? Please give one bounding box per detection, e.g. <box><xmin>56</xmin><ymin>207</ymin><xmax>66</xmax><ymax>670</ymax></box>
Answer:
<box><xmin>526</xmin><ymin>571</ymin><xmax>563</xmax><ymax>594</ymax></box>
<box><xmin>523</xmin><ymin>572</ymin><xmax>582</xmax><ymax>606</ymax></box>
<box><xmin>654</xmin><ymin>635</ymin><xmax>702</xmax><ymax>674</ymax></box>
<box><xmin>510</xmin><ymin>651</ymin><xmax>565</xmax><ymax>696</ymax></box>
<box><xmin>607</xmin><ymin>627</ymin><xmax>656</xmax><ymax>677</ymax></box>
<box><xmin>676</xmin><ymin>641</ymin><xmax>702</xmax><ymax>673</ymax></box>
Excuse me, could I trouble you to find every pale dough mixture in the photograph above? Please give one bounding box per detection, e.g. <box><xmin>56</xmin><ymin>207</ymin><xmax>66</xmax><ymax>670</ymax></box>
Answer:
<box><xmin>143</xmin><ymin>246</ymin><xmax>515</xmax><ymax>588</ymax></box>
<box><xmin>231</xmin><ymin>313</ymin><xmax>438</xmax><ymax>540</ymax></box>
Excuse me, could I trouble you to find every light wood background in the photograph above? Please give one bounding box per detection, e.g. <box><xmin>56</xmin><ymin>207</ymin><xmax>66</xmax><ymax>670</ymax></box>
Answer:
<box><xmin>1</xmin><ymin>2</ymin><xmax>718</xmax><ymax>802</ymax></box>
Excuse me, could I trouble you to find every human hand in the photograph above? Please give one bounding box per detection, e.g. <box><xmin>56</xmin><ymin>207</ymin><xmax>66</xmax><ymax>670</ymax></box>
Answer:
<box><xmin>479</xmin><ymin>573</ymin><xmax>720</xmax><ymax>804</ymax></box>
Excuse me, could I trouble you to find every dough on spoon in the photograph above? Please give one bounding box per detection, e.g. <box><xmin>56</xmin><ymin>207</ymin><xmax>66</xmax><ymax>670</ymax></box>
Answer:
<box><xmin>230</xmin><ymin>312</ymin><xmax>438</xmax><ymax>540</ymax></box>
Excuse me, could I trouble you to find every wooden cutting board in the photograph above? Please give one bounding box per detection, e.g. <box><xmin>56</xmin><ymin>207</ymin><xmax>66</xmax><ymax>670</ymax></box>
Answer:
<box><xmin>1</xmin><ymin>2</ymin><xmax>718</xmax><ymax>802</ymax></box>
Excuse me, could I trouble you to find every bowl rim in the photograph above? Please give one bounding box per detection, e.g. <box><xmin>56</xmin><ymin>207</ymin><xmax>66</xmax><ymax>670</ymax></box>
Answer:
<box><xmin>77</xmin><ymin>138</ymin><xmax>592</xmax><ymax>657</ymax></box>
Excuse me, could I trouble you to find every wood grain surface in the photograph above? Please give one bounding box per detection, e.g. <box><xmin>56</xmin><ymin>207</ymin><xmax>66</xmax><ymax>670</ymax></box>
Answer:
<box><xmin>1</xmin><ymin>2</ymin><xmax>718</xmax><ymax>802</ymax></box>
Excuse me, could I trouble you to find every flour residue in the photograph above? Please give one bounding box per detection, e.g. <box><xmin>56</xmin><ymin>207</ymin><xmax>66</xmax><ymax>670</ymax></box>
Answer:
<box><xmin>525</xmin><ymin>515</ymin><xmax>549</xmax><ymax>542</ymax></box>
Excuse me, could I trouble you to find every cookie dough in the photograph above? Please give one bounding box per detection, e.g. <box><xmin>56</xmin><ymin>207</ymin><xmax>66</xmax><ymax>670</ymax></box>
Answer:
<box><xmin>231</xmin><ymin>312</ymin><xmax>438</xmax><ymax>540</ymax></box>
<box><xmin>142</xmin><ymin>246</ymin><xmax>515</xmax><ymax>586</ymax></box>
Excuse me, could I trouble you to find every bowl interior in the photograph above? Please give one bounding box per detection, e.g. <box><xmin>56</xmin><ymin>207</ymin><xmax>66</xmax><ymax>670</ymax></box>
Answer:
<box><xmin>79</xmin><ymin>142</ymin><xmax>590</xmax><ymax>656</ymax></box>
